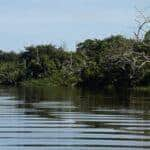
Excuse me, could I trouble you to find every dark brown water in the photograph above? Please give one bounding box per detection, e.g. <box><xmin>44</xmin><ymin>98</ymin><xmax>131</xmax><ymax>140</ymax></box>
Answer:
<box><xmin>0</xmin><ymin>86</ymin><xmax>149</xmax><ymax>150</ymax></box>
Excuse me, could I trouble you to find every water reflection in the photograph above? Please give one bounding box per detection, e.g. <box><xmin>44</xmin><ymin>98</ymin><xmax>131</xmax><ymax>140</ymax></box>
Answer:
<box><xmin>0</xmin><ymin>86</ymin><xmax>149</xmax><ymax>149</ymax></box>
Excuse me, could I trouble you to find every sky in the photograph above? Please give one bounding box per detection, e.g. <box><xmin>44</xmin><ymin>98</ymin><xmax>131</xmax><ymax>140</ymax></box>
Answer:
<box><xmin>0</xmin><ymin>0</ymin><xmax>149</xmax><ymax>52</ymax></box>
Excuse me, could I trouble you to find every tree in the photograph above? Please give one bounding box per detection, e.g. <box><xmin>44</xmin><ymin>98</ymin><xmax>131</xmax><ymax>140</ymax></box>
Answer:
<box><xmin>134</xmin><ymin>8</ymin><xmax>150</xmax><ymax>42</ymax></box>
<box><xmin>144</xmin><ymin>30</ymin><xmax>150</xmax><ymax>44</ymax></box>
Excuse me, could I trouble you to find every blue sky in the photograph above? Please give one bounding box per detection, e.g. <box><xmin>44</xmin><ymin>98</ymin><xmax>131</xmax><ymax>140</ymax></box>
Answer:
<box><xmin>0</xmin><ymin>0</ymin><xmax>149</xmax><ymax>51</ymax></box>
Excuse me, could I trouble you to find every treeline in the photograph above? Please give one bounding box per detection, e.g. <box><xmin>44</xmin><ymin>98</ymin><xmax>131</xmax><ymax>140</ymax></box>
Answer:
<box><xmin>0</xmin><ymin>32</ymin><xmax>150</xmax><ymax>88</ymax></box>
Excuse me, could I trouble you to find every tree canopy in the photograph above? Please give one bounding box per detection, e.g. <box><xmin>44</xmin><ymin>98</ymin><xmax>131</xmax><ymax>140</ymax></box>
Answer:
<box><xmin>0</xmin><ymin>34</ymin><xmax>149</xmax><ymax>89</ymax></box>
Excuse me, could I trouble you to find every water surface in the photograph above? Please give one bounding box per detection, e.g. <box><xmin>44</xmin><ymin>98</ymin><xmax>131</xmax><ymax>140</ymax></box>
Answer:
<box><xmin>0</xmin><ymin>86</ymin><xmax>150</xmax><ymax>150</ymax></box>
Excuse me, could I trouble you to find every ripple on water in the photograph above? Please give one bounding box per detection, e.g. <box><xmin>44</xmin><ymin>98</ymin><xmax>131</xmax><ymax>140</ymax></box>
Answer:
<box><xmin>0</xmin><ymin>87</ymin><xmax>149</xmax><ymax>150</ymax></box>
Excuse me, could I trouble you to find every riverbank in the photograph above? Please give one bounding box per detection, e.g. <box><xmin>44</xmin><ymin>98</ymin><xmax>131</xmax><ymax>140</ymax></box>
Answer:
<box><xmin>19</xmin><ymin>78</ymin><xmax>150</xmax><ymax>94</ymax></box>
<box><xmin>20</xmin><ymin>78</ymin><xmax>59</xmax><ymax>87</ymax></box>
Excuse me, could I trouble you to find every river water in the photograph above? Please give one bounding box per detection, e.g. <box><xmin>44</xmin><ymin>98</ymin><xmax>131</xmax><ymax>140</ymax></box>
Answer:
<box><xmin>0</xmin><ymin>86</ymin><xmax>149</xmax><ymax>150</ymax></box>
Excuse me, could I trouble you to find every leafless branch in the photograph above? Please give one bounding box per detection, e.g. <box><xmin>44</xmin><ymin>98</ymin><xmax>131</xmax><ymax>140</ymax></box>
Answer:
<box><xmin>134</xmin><ymin>7</ymin><xmax>150</xmax><ymax>41</ymax></box>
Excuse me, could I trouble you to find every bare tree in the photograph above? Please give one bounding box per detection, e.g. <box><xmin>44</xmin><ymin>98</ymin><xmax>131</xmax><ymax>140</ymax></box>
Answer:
<box><xmin>134</xmin><ymin>7</ymin><xmax>150</xmax><ymax>42</ymax></box>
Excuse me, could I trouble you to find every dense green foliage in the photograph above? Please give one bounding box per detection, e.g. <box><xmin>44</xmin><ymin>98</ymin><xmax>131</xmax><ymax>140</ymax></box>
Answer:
<box><xmin>0</xmin><ymin>33</ymin><xmax>149</xmax><ymax>89</ymax></box>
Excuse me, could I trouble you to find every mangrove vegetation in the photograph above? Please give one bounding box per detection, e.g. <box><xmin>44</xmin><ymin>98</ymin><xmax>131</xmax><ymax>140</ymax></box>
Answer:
<box><xmin>0</xmin><ymin>31</ymin><xmax>150</xmax><ymax>89</ymax></box>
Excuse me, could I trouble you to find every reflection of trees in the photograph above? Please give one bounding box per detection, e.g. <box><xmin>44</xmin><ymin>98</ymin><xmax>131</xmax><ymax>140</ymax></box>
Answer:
<box><xmin>3</xmin><ymin>86</ymin><xmax>150</xmax><ymax>134</ymax></box>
